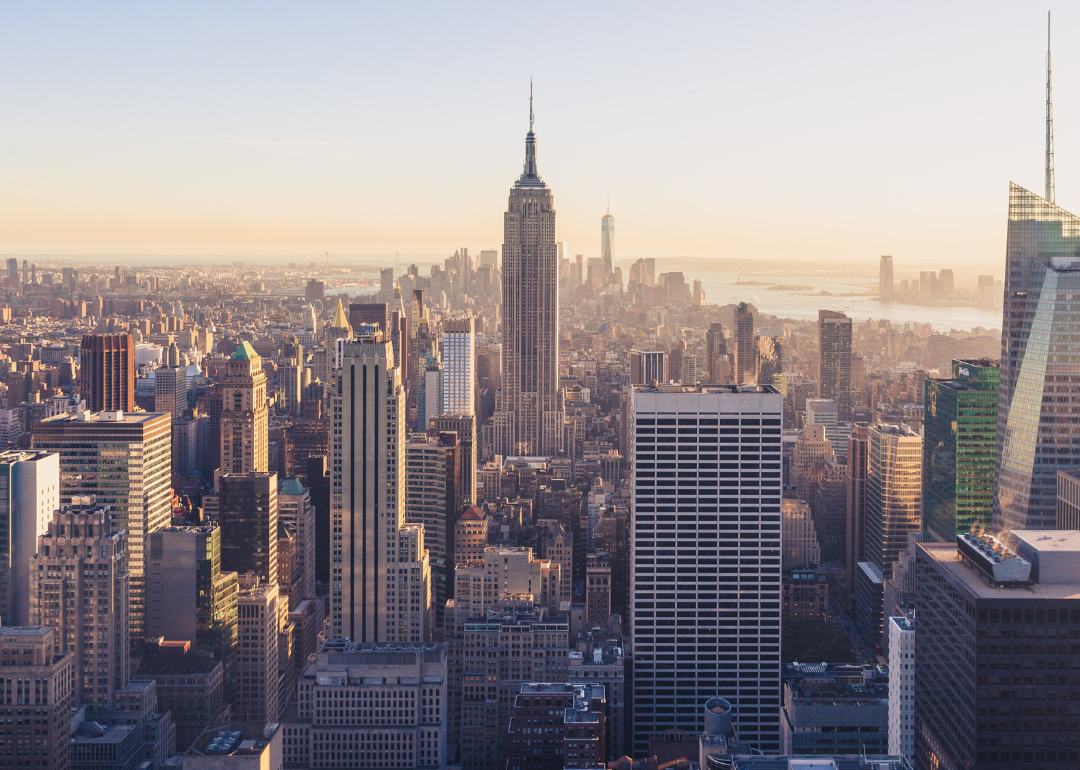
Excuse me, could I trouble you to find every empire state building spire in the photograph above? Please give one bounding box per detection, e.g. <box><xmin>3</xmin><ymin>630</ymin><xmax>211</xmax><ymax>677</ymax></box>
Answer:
<box><xmin>518</xmin><ymin>80</ymin><xmax>544</xmax><ymax>187</ymax></box>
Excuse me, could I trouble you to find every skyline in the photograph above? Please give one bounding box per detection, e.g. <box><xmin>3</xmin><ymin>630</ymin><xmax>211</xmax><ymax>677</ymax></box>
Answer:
<box><xmin>2</xmin><ymin>4</ymin><xmax>1078</xmax><ymax>269</ymax></box>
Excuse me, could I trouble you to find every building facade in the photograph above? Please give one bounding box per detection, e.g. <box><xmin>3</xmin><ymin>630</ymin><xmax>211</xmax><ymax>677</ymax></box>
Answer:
<box><xmin>0</xmin><ymin>450</ymin><xmax>59</xmax><ymax>626</ymax></box>
<box><xmin>888</xmin><ymin>615</ymin><xmax>915</xmax><ymax>759</ymax></box>
<box><xmin>865</xmin><ymin>424</ymin><xmax>922</xmax><ymax>581</ymax></box>
<box><xmin>220</xmin><ymin>342</ymin><xmax>269</xmax><ymax>474</ymax></box>
<box><xmin>0</xmin><ymin>627</ymin><xmax>74</xmax><ymax>770</ymax></box>
<box><xmin>818</xmin><ymin>310</ymin><xmax>852</xmax><ymax>420</ymax></box>
<box><xmin>442</xmin><ymin>318</ymin><xmax>475</xmax><ymax>417</ymax></box>
<box><xmin>79</xmin><ymin>333</ymin><xmax>135</xmax><ymax>412</ymax></box>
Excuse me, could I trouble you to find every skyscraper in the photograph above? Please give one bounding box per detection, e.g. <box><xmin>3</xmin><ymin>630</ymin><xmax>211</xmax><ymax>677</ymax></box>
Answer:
<box><xmin>632</xmin><ymin>384</ymin><xmax>783</xmax><ymax>754</ymax></box>
<box><xmin>923</xmin><ymin>359</ymin><xmax>999</xmax><ymax>542</ymax></box>
<box><xmin>154</xmin><ymin>343</ymin><xmax>188</xmax><ymax>417</ymax></box>
<box><xmin>218</xmin><ymin>472</ymin><xmax>279</xmax><ymax>586</ymax></box>
<box><xmin>629</xmin><ymin>349</ymin><xmax>665</xmax><ymax>386</ymax></box>
<box><xmin>879</xmin><ymin>255</ymin><xmax>894</xmax><ymax>301</ymax></box>
<box><xmin>493</xmin><ymin>87</ymin><xmax>563</xmax><ymax>456</ymax></box>
<box><xmin>430</xmin><ymin>413</ymin><xmax>477</xmax><ymax>506</ymax></box>
<box><xmin>733</xmin><ymin>302</ymin><xmax>755</xmax><ymax>384</ymax></box>
<box><xmin>79</xmin><ymin>333</ymin><xmax>135</xmax><ymax>412</ymax></box>
<box><xmin>331</xmin><ymin>331</ymin><xmax>432</xmax><ymax>643</ymax></box>
<box><xmin>706</xmin><ymin>323</ymin><xmax>728</xmax><ymax>384</ymax></box>
<box><xmin>0</xmin><ymin>450</ymin><xmax>59</xmax><ymax>626</ymax></box>
<box><xmin>844</xmin><ymin>425</ymin><xmax>870</xmax><ymax>602</ymax></box>
<box><xmin>994</xmin><ymin>184</ymin><xmax>1080</xmax><ymax>531</ymax></box>
<box><xmin>32</xmin><ymin>410</ymin><xmax>172</xmax><ymax>640</ymax></box>
<box><xmin>818</xmin><ymin>310</ymin><xmax>852</xmax><ymax>420</ymax></box>
<box><xmin>601</xmin><ymin>203</ymin><xmax>614</xmax><ymax>282</ymax></box>
<box><xmin>0</xmin><ymin>627</ymin><xmax>74</xmax><ymax>770</ymax></box>
<box><xmin>220</xmin><ymin>342</ymin><xmax>269</xmax><ymax>474</ymax></box>
<box><xmin>865</xmin><ymin>424</ymin><xmax>922</xmax><ymax>581</ymax></box>
<box><xmin>442</xmin><ymin>317</ymin><xmax>475</xmax><ymax>416</ymax></box>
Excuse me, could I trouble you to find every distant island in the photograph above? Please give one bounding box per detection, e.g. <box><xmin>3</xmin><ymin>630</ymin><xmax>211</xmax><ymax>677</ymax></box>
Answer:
<box><xmin>731</xmin><ymin>279</ymin><xmax>770</xmax><ymax>286</ymax></box>
<box><xmin>767</xmin><ymin>284</ymin><xmax>813</xmax><ymax>291</ymax></box>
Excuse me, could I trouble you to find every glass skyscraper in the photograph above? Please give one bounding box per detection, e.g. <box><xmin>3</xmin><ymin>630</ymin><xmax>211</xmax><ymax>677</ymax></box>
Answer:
<box><xmin>995</xmin><ymin>183</ymin><xmax>1080</xmax><ymax>531</ymax></box>
<box><xmin>923</xmin><ymin>359</ymin><xmax>999</xmax><ymax>542</ymax></box>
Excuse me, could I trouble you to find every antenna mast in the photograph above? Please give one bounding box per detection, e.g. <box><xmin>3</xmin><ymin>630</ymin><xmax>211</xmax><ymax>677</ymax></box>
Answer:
<box><xmin>530</xmin><ymin>79</ymin><xmax>534</xmax><ymax>133</ymax></box>
<box><xmin>1046</xmin><ymin>11</ymin><xmax>1055</xmax><ymax>204</ymax></box>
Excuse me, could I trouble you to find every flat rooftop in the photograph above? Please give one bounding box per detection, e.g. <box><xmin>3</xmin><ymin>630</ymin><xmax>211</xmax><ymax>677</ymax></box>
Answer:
<box><xmin>919</xmin><ymin>542</ymin><xmax>1080</xmax><ymax>599</ymax></box>
<box><xmin>1009</xmin><ymin>530</ymin><xmax>1080</xmax><ymax>553</ymax></box>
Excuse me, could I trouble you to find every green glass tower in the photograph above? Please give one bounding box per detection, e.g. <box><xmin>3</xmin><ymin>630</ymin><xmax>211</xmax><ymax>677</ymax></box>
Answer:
<box><xmin>923</xmin><ymin>359</ymin><xmax>999</xmax><ymax>542</ymax></box>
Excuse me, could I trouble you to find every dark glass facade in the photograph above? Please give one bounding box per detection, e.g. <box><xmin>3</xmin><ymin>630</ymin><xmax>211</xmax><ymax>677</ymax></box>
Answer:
<box><xmin>923</xmin><ymin>359</ymin><xmax>999</xmax><ymax>542</ymax></box>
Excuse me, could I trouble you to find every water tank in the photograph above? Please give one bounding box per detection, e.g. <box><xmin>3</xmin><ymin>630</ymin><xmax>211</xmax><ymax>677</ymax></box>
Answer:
<box><xmin>703</xmin><ymin>697</ymin><xmax>732</xmax><ymax>737</ymax></box>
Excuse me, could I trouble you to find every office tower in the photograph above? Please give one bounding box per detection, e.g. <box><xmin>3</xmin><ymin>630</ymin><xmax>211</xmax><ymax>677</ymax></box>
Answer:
<box><xmin>442</xmin><ymin>317</ymin><xmax>475</xmax><ymax>416</ymax></box>
<box><xmin>281</xmin><ymin>640</ymin><xmax>447</xmax><ymax>770</ymax></box>
<box><xmin>0</xmin><ymin>450</ymin><xmax>59</xmax><ymax>626</ymax></box>
<box><xmin>879</xmin><ymin>255</ymin><xmax>894</xmax><ymax>301</ymax></box>
<box><xmin>782</xmin><ymin>498</ymin><xmax>820</xmax><ymax>568</ymax></box>
<box><xmin>0</xmin><ymin>627</ymin><xmax>74</xmax><ymax>770</ymax></box>
<box><xmin>332</xmin><ymin>333</ymin><xmax>432</xmax><ymax>643</ymax></box>
<box><xmin>601</xmin><ymin>204</ymin><xmax>614</xmax><ymax>281</ymax></box>
<box><xmin>817</xmin><ymin>310</ymin><xmax>852</xmax><ymax>420</ymax></box>
<box><xmin>220</xmin><ymin>342</ymin><xmax>269</xmax><ymax>474</ymax></box>
<box><xmin>79</xmin><ymin>333</ymin><xmax>135</xmax><ymax>412</ymax></box>
<box><xmin>452</xmin><ymin>547</ymin><xmax>563</xmax><ymax>621</ymax></box>
<box><xmin>733</xmin><ymin>302</ymin><xmax>755</xmax><ymax>384</ymax></box>
<box><xmin>887</xmin><ymin>616</ymin><xmax>915</xmax><ymax>759</ymax></box>
<box><xmin>632</xmin><ymin>384</ymin><xmax>783</xmax><ymax>753</ymax></box>
<box><xmin>755</xmin><ymin>332</ymin><xmax>784</xmax><ymax>389</ymax></box>
<box><xmin>995</xmin><ymin>185</ymin><xmax>1080</xmax><ymax>531</ymax></box>
<box><xmin>234</xmin><ymin>579</ymin><xmax>281</xmax><ymax>723</ymax></box>
<box><xmin>4</xmin><ymin>257</ymin><xmax>15</xmax><ymax>278</ymax></box>
<box><xmin>844</xmin><ymin>425</ymin><xmax>869</xmax><ymax>596</ymax></box>
<box><xmin>507</xmin><ymin>683</ymin><xmax>607</xmax><ymax>770</ymax></box>
<box><xmin>922</xmin><ymin>359</ymin><xmax>999</xmax><ymax>542</ymax></box>
<box><xmin>32</xmin><ymin>411</ymin><xmax>171</xmax><ymax>639</ymax></box>
<box><xmin>380</xmin><ymin>266</ymin><xmax>396</xmax><ymax>300</ymax></box>
<box><xmin>493</xmin><ymin>90</ymin><xmax>562</xmax><ymax>457</ymax></box>
<box><xmin>805</xmin><ymin>398</ymin><xmax>843</xmax><ymax>458</ymax></box>
<box><xmin>812</xmin><ymin>462</ymin><xmax>846</xmax><ymax>563</ymax></box>
<box><xmin>145</xmin><ymin>525</ymin><xmax>239</xmax><ymax>704</ymax></box>
<box><xmin>350</xmin><ymin>302</ymin><xmax>390</xmax><ymax>337</ymax></box>
<box><xmin>278</xmin><ymin>360</ymin><xmax>303</xmax><ymax>418</ymax></box>
<box><xmin>938</xmin><ymin>268</ymin><xmax>954</xmax><ymax>295</ymax></box>
<box><xmin>405</xmin><ymin>434</ymin><xmax>461</xmax><ymax>630</ymax></box>
<box><xmin>914</xmin><ymin>532</ymin><xmax>1080</xmax><ymax>769</ymax></box>
<box><xmin>154</xmin><ymin>344</ymin><xmax>188</xmax><ymax>417</ymax></box>
<box><xmin>278</xmin><ymin>477</ymin><xmax>316</xmax><ymax>604</ymax></box>
<box><xmin>706</xmin><ymin>323</ymin><xmax>728</xmax><ymax>384</ymax></box>
<box><xmin>866</xmin><ymin>424</ymin><xmax>922</xmax><ymax>581</ymax></box>
<box><xmin>217</xmin><ymin>472</ymin><xmax>279</xmax><ymax>586</ymax></box>
<box><xmin>585</xmin><ymin>551</ymin><xmax>611</xmax><ymax>625</ymax></box>
<box><xmin>629</xmin><ymin>349</ymin><xmax>665</xmax><ymax>385</ymax></box>
<box><xmin>430</xmin><ymin>414</ymin><xmax>477</xmax><ymax>505</ymax></box>
<box><xmin>790</xmin><ymin>424</ymin><xmax>835</xmax><ymax>495</ymax></box>
<box><xmin>1058</xmin><ymin>469</ymin><xmax>1080</xmax><ymax>528</ymax></box>
<box><xmin>30</xmin><ymin>504</ymin><xmax>128</xmax><ymax>707</ymax></box>
<box><xmin>305</xmin><ymin>278</ymin><xmax>325</xmax><ymax>303</ymax></box>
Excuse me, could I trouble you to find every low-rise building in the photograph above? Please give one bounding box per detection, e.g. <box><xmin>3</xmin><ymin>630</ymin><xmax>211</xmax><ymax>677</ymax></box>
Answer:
<box><xmin>135</xmin><ymin>650</ymin><xmax>226</xmax><ymax>753</ymax></box>
<box><xmin>0</xmin><ymin>626</ymin><xmax>74</xmax><ymax>770</ymax></box>
<box><xmin>780</xmin><ymin>676</ymin><xmax>889</xmax><ymax>756</ymax></box>
<box><xmin>507</xmin><ymin>683</ymin><xmax>606</xmax><ymax>770</ymax></box>
<box><xmin>782</xmin><ymin>566</ymin><xmax>829</xmax><ymax>619</ymax></box>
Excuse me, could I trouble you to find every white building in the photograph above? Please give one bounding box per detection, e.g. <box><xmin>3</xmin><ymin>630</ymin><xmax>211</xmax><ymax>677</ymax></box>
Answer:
<box><xmin>0</xmin><ymin>450</ymin><xmax>59</xmax><ymax>625</ymax></box>
<box><xmin>888</xmin><ymin>615</ymin><xmax>915</xmax><ymax>758</ymax></box>
<box><xmin>805</xmin><ymin>398</ymin><xmax>846</xmax><ymax>459</ymax></box>
<box><xmin>441</xmin><ymin>318</ymin><xmax>475</xmax><ymax>416</ymax></box>
<box><xmin>631</xmin><ymin>384</ymin><xmax>783</xmax><ymax>754</ymax></box>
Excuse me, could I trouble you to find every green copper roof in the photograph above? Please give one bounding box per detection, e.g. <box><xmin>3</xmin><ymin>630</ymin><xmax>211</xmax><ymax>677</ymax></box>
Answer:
<box><xmin>279</xmin><ymin>477</ymin><xmax>306</xmax><ymax>496</ymax></box>
<box><xmin>231</xmin><ymin>341</ymin><xmax>259</xmax><ymax>360</ymax></box>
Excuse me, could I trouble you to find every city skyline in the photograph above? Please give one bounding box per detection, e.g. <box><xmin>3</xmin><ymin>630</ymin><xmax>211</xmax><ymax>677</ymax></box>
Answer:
<box><xmin>2</xmin><ymin>5</ymin><xmax>1079</xmax><ymax>268</ymax></box>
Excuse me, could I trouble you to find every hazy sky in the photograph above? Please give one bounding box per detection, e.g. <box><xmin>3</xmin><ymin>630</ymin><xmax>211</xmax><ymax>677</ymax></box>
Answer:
<box><xmin>0</xmin><ymin>2</ymin><xmax>1074</xmax><ymax>273</ymax></box>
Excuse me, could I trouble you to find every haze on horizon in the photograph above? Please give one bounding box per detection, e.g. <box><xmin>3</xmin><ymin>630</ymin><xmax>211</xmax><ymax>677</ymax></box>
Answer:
<box><xmin>0</xmin><ymin>2</ymin><xmax>1075</xmax><ymax>274</ymax></box>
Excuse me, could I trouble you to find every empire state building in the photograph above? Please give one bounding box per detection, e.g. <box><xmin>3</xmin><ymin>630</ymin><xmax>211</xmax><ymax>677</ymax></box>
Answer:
<box><xmin>494</xmin><ymin>89</ymin><xmax>564</xmax><ymax>456</ymax></box>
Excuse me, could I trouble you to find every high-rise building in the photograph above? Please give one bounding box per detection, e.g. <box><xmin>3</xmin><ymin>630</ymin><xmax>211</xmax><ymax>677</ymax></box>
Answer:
<box><xmin>220</xmin><ymin>342</ymin><xmax>269</xmax><ymax>474</ymax></box>
<box><xmin>601</xmin><ymin>205</ymin><xmax>614</xmax><ymax>281</ymax></box>
<box><xmin>0</xmin><ymin>627</ymin><xmax>74</xmax><ymax>770</ymax></box>
<box><xmin>79</xmin><ymin>333</ymin><xmax>135</xmax><ymax>412</ymax></box>
<box><xmin>629</xmin><ymin>349</ymin><xmax>665</xmax><ymax>386</ymax></box>
<box><xmin>451</xmin><ymin>547</ymin><xmax>563</xmax><ymax>625</ymax></box>
<box><xmin>430</xmin><ymin>414</ymin><xmax>477</xmax><ymax>506</ymax></box>
<box><xmin>585</xmin><ymin>551</ymin><xmax>611</xmax><ymax>626</ymax></box>
<box><xmin>281</xmin><ymin>640</ymin><xmax>447</xmax><ymax>770</ymax></box>
<box><xmin>994</xmin><ymin>184</ymin><xmax>1080</xmax><ymax>531</ymax></box>
<box><xmin>865</xmin><ymin>424</ymin><xmax>922</xmax><ymax>581</ymax></box>
<box><xmin>0</xmin><ymin>450</ymin><xmax>59</xmax><ymax>626</ymax></box>
<box><xmin>442</xmin><ymin>318</ymin><xmax>475</xmax><ymax>416</ymax></box>
<box><xmin>493</xmin><ymin>90</ymin><xmax>563</xmax><ymax>457</ymax></box>
<box><xmin>805</xmin><ymin>398</ymin><xmax>843</xmax><ymax>458</ymax></box>
<box><xmin>154</xmin><ymin>346</ymin><xmax>188</xmax><ymax>418</ymax></box>
<box><xmin>879</xmin><ymin>255</ymin><xmax>894</xmax><ymax>301</ymax></box>
<box><xmin>887</xmin><ymin>615</ymin><xmax>915</xmax><ymax>759</ymax></box>
<box><xmin>631</xmin><ymin>384</ymin><xmax>783</xmax><ymax>753</ymax></box>
<box><xmin>405</xmin><ymin>434</ymin><xmax>461</xmax><ymax>631</ymax></box>
<box><xmin>234</xmin><ymin>579</ymin><xmax>282</xmax><ymax>723</ymax></box>
<box><xmin>915</xmin><ymin>531</ymin><xmax>1080</xmax><ymax>770</ymax></box>
<box><xmin>844</xmin><ymin>424</ymin><xmax>870</xmax><ymax>597</ymax></box>
<box><xmin>1057</xmin><ymin>469</ymin><xmax>1080</xmax><ymax>528</ymax></box>
<box><xmin>818</xmin><ymin>310</ymin><xmax>852</xmax><ymax>420</ymax></box>
<box><xmin>922</xmin><ymin>359</ymin><xmax>999</xmax><ymax>542</ymax></box>
<box><xmin>790</xmin><ymin>424</ymin><xmax>835</xmax><ymax>495</ymax></box>
<box><xmin>706</xmin><ymin>323</ymin><xmax>728</xmax><ymax>384</ymax></box>
<box><xmin>32</xmin><ymin>410</ymin><xmax>172</xmax><ymax>640</ymax></box>
<box><xmin>217</xmin><ymin>472</ymin><xmax>279</xmax><ymax>586</ymax></box>
<box><xmin>145</xmin><ymin>525</ymin><xmax>239</xmax><ymax>705</ymax></box>
<box><xmin>380</xmin><ymin>266</ymin><xmax>396</xmax><ymax>301</ymax></box>
<box><xmin>332</xmin><ymin>332</ymin><xmax>432</xmax><ymax>643</ymax></box>
<box><xmin>278</xmin><ymin>477</ymin><xmax>316</xmax><ymax>605</ymax></box>
<box><xmin>733</xmin><ymin>302</ymin><xmax>755</xmax><ymax>384</ymax></box>
<box><xmin>30</xmin><ymin>504</ymin><xmax>129</xmax><ymax>707</ymax></box>
<box><xmin>755</xmin><ymin>332</ymin><xmax>784</xmax><ymax>389</ymax></box>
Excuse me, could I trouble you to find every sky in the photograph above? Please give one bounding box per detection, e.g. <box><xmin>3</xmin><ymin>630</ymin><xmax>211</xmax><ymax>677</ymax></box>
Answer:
<box><xmin>0</xmin><ymin>2</ymin><xmax>1075</xmax><ymax>274</ymax></box>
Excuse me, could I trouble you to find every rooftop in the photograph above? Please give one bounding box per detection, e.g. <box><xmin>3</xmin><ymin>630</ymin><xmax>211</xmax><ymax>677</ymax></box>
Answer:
<box><xmin>919</xmin><ymin>542</ymin><xmax>1080</xmax><ymax>599</ymax></box>
<box><xmin>278</xmin><ymin>476</ymin><xmax>306</xmax><ymax>496</ymax></box>
<box><xmin>230</xmin><ymin>341</ymin><xmax>259</xmax><ymax>360</ymax></box>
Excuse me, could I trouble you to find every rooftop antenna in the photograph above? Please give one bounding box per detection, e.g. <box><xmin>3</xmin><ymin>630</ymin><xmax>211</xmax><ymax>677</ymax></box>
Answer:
<box><xmin>1046</xmin><ymin>10</ymin><xmax>1055</xmax><ymax>204</ymax></box>
<box><xmin>529</xmin><ymin>78</ymin><xmax>534</xmax><ymax>133</ymax></box>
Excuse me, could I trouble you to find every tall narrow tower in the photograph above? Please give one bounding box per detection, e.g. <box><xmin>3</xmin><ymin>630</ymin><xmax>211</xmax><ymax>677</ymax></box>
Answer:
<box><xmin>494</xmin><ymin>84</ymin><xmax>563</xmax><ymax>456</ymax></box>
<box><xmin>601</xmin><ymin>199</ymin><xmax>615</xmax><ymax>282</ymax></box>
<box><xmin>1046</xmin><ymin>11</ymin><xmax>1055</xmax><ymax>203</ymax></box>
<box><xmin>220</xmin><ymin>342</ymin><xmax>268</xmax><ymax>474</ymax></box>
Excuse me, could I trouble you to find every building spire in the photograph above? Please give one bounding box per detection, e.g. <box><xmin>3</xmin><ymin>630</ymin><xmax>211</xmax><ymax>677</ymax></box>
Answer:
<box><xmin>530</xmin><ymin>78</ymin><xmax>534</xmax><ymax>133</ymax></box>
<box><xmin>1046</xmin><ymin>10</ymin><xmax>1055</xmax><ymax>204</ymax></box>
<box><xmin>517</xmin><ymin>80</ymin><xmax>543</xmax><ymax>186</ymax></box>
